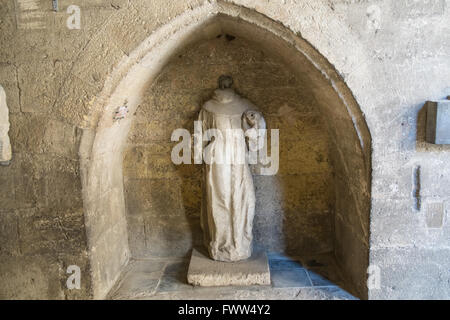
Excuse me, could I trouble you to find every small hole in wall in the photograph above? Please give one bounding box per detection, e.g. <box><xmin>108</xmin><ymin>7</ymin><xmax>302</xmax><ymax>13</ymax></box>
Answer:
<box><xmin>225</xmin><ymin>34</ymin><xmax>236</xmax><ymax>41</ymax></box>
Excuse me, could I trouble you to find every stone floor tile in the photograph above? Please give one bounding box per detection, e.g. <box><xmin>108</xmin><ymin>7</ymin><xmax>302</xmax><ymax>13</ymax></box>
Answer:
<box><xmin>271</xmin><ymin>268</ymin><xmax>312</xmax><ymax>288</ymax></box>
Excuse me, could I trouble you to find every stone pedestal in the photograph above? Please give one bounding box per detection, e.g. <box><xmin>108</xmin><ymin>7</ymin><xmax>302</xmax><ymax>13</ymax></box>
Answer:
<box><xmin>187</xmin><ymin>248</ymin><xmax>271</xmax><ymax>287</ymax></box>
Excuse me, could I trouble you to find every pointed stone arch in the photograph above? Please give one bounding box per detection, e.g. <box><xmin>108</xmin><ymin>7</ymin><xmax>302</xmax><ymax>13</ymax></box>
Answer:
<box><xmin>78</xmin><ymin>2</ymin><xmax>372</xmax><ymax>299</ymax></box>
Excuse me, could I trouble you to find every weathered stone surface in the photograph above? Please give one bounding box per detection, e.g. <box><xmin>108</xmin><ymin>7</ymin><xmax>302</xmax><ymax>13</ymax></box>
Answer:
<box><xmin>370</xmin><ymin>247</ymin><xmax>450</xmax><ymax>300</ymax></box>
<box><xmin>187</xmin><ymin>249</ymin><xmax>271</xmax><ymax>287</ymax></box>
<box><xmin>109</xmin><ymin>254</ymin><xmax>355</xmax><ymax>300</ymax></box>
<box><xmin>0</xmin><ymin>210</ymin><xmax>19</xmax><ymax>256</ymax></box>
<box><xmin>108</xmin><ymin>259</ymin><xmax>166</xmax><ymax>299</ymax></box>
<box><xmin>145</xmin><ymin>286</ymin><xmax>356</xmax><ymax>300</ymax></box>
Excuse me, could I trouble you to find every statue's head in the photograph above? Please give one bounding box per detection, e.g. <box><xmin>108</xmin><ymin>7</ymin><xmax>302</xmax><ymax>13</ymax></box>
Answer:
<box><xmin>218</xmin><ymin>75</ymin><xmax>233</xmax><ymax>89</ymax></box>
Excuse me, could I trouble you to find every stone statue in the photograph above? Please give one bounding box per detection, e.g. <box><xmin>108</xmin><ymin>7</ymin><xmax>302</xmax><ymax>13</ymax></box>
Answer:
<box><xmin>0</xmin><ymin>85</ymin><xmax>12</xmax><ymax>165</ymax></box>
<box><xmin>195</xmin><ymin>75</ymin><xmax>265</xmax><ymax>262</ymax></box>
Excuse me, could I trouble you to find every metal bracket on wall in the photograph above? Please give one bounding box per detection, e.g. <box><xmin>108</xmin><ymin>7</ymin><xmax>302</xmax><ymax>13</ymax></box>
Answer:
<box><xmin>52</xmin><ymin>0</ymin><xmax>58</xmax><ymax>12</ymax></box>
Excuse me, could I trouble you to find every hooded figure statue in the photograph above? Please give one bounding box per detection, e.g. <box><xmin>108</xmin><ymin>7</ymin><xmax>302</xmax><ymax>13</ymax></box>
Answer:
<box><xmin>195</xmin><ymin>75</ymin><xmax>266</xmax><ymax>262</ymax></box>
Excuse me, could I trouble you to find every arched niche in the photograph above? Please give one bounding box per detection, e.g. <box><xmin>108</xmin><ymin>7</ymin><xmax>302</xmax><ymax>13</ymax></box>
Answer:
<box><xmin>79</xmin><ymin>4</ymin><xmax>371</xmax><ymax>299</ymax></box>
<box><xmin>124</xmin><ymin>33</ymin><xmax>336</xmax><ymax>261</ymax></box>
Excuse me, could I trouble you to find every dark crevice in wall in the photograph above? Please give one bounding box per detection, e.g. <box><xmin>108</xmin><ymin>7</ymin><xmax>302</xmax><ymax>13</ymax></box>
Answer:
<box><xmin>413</xmin><ymin>165</ymin><xmax>421</xmax><ymax>211</ymax></box>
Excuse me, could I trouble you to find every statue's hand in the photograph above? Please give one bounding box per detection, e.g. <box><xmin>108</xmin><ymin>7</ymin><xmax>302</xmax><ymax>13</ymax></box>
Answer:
<box><xmin>243</xmin><ymin>110</ymin><xmax>266</xmax><ymax>155</ymax></box>
<box><xmin>243</xmin><ymin>110</ymin><xmax>265</xmax><ymax>131</ymax></box>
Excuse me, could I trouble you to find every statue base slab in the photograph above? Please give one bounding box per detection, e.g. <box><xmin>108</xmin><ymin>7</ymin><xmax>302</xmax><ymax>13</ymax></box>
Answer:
<box><xmin>187</xmin><ymin>248</ymin><xmax>271</xmax><ymax>287</ymax></box>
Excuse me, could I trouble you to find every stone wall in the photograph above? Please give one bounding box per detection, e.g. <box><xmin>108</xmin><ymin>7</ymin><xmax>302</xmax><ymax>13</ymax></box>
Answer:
<box><xmin>0</xmin><ymin>0</ymin><xmax>93</xmax><ymax>299</ymax></box>
<box><xmin>123</xmin><ymin>36</ymin><xmax>335</xmax><ymax>259</ymax></box>
<box><xmin>0</xmin><ymin>0</ymin><xmax>449</xmax><ymax>300</ymax></box>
